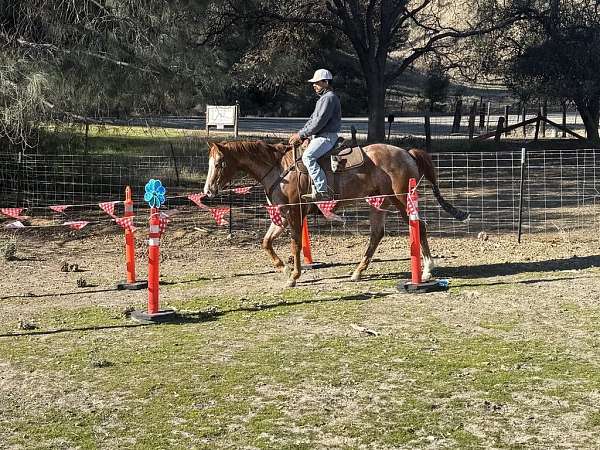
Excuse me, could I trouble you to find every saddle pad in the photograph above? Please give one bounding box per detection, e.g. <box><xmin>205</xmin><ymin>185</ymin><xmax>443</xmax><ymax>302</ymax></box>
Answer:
<box><xmin>297</xmin><ymin>146</ymin><xmax>365</xmax><ymax>174</ymax></box>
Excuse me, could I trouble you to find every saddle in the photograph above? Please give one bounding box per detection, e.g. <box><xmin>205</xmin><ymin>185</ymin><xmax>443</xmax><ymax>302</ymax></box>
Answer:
<box><xmin>296</xmin><ymin>137</ymin><xmax>365</xmax><ymax>174</ymax></box>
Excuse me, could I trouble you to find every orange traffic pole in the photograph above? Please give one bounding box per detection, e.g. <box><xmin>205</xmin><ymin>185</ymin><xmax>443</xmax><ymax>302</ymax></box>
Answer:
<box><xmin>301</xmin><ymin>217</ymin><xmax>313</xmax><ymax>265</ymax></box>
<box><xmin>399</xmin><ymin>178</ymin><xmax>449</xmax><ymax>294</ymax></box>
<box><xmin>407</xmin><ymin>178</ymin><xmax>422</xmax><ymax>284</ymax></box>
<box><xmin>125</xmin><ymin>186</ymin><xmax>136</xmax><ymax>283</ymax></box>
<box><xmin>117</xmin><ymin>186</ymin><xmax>147</xmax><ymax>290</ymax></box>
<box><xmin>147</xmin><ymin>207</ymin><xmax>161</xmax><ymax>314</ymax></box>
<box><xmin>130</xmin><ymin>179</ymin><xmax>175</xmax><ymax>323</ymax></box>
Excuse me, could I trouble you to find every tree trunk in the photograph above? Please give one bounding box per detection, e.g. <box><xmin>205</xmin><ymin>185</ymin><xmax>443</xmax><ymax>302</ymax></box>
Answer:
<box><xmin>366</xmin><ymin>74</ymin><xmax>386</xmax><ymax>142</ymax></box>
<box><xmin>575</xmin><ymin>97</ymin><xmax>600</xmax><ymax>143</ymax></box>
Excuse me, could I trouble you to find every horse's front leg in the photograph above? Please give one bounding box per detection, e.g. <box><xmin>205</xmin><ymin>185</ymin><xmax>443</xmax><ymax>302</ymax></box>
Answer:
<box><xmin>286</xmin><ymin>214</ymin><xmax>303</xmax><ymax>288</ymax></box>
<box><xmin>261</xmin><ymin>220</ymin><xmax>288</xmax><ymax>272</ymax></box>
<box><xmin>351</xmin><ymin>209</ymin><xmax>386</xmax><ymax>281</ymax></box>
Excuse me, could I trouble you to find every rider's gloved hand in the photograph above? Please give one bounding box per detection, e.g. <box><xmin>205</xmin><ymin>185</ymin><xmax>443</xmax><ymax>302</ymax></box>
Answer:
<box><xmin>288</xmin><ymin>133</ymin><xmax>302</xmax><ymax>145</ymax></box>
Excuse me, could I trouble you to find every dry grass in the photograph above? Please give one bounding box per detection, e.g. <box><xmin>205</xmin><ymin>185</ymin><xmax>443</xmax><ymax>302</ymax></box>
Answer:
<box><xmin>1</xmin><ymin>229</ymin><xmax>600</xmax><ymax>448</ymax></box>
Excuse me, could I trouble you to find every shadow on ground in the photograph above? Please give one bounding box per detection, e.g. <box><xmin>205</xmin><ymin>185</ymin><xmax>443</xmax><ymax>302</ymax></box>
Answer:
<box><xmin>439</xmin><ymin>255</ymin><xmax>600</xmax><ymax>279</ymax></box>
<box><xmin>0</xmin><ymin>292</ymin><xmax>391</xmax><ymax>337</ymax></box>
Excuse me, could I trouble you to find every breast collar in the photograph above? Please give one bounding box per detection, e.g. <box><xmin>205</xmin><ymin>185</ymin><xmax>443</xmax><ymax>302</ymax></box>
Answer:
<box><xmin>258</xmin><ymin>152</ymin><xmax>302</xmax><ymax>198</ymax></box>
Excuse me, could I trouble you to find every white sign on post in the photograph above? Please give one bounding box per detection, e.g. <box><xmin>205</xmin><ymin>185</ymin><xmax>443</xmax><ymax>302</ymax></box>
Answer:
<box><xmin>206</xmin><ymin>105</ymin><xmax>239</xmax><ymax>136</ymax></box>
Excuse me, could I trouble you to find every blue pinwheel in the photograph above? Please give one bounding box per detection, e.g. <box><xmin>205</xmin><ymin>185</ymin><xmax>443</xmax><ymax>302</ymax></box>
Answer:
<box><xmin>144</xmin><ymin>179</ymin><xmax>166</xmax><ymax>208</ymax></box>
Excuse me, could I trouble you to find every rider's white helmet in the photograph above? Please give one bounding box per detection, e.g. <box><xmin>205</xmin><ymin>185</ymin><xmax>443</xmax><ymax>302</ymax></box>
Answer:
<box><xmin>308</xmin><ymin>69</ymin><xmax>333</xmax><ymax>83</ymax></box>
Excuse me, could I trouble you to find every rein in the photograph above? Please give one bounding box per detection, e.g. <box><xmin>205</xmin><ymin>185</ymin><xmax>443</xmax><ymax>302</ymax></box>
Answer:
<box><xmin>259</xmin><ymin>146</ymin><xmax>302</xmax><ymax>198</ymax></box>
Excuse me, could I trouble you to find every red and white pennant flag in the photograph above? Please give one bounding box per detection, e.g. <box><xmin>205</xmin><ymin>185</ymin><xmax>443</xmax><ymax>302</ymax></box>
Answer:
<box><xmin>407</xmin><ymin>189</ymin><xmax>419</xmax><ymax>216</ymax></box>
<box><xmin>265</xmin><ymin>205</ymin><xmax>285</xmax><ymax>227</ymax></box>
<box><xmin>366</xmin><ymin>196</ymin><xmax>385</xmax><ymax>210</ymax></box>
<box><xmin>5</xmin><ymin>221</ymin><xmax>25</xmax><ymax>229</ymax></box>
<box><xmin>159</xmin><ymin>216</ymin><xmax>169</xmax><ymax>234</ymax></box>
<box><xmin>98</xmin><ymin>201</ymin><xmax>117</xmax><ymax>217</ymax></box>
<box><xmin>1</xmin><ymin>208</ymin><xmax>24</xmax><ymax>219</ymax></box>
<box><xmin>188</xmin><ymin>193</ymin><xmax>208</xmax><ymax>209</ymax></box>
<box><xmin>158</xmin><ymin>210</ymin><xmax>178</xmax><ymax>234</ymax></box>
<box><xmin>233</xmin><ymin>186</ymin><xmax>252</xmax><ymax>195</ymax></box>
<box><xmin>63</xmin><ymin>221</ymin><xmax>89</xmax><ymax>230</ymax></box>
<box><xmin>49</xmin><ymin>205</ymin><xmax>69</xmax><ymax>213</ymax></box>
<box><xmin>209</xmin><ymin>207</ymin><xmax>229</xmax><ymax>226</ymax></box>
<box><xmin>316</xmin><ymin>200</ymin><xmax>343</xmax><ymax>222</ymax></box>
<box><xmin>114</xmin><ymin>216</ymin><xmax>136</xmax><ymax>232</ymax></box>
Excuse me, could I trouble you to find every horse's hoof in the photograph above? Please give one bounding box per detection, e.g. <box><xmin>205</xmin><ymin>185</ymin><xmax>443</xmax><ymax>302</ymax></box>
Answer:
<box><xmin>286</xmin><ymin>279</ymin><xmax>296</xmax><ymax>288</ymax></box>
<box><xmin>350</xmin><ymin>272</ymin><xmax>361</xmax><ymax>282</ymax></box>
<box><xmin>422</xmin><ymin>271</ymin><xmax>432</xmax><ymax>281</ymax></box>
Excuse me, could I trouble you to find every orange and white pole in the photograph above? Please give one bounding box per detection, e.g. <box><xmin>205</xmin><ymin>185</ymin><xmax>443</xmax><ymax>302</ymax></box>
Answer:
<box><xmin>130</xmin><ymin>179</ymin><xmax>175</xmax><ymax>323</ymax></box>
<box><xmin>117</xmin><ymin>186</ymin><xmax>147</xmax><ymax>290</ymax></box>
<box><xmin>399</xmin><ymin>178</ymin><xmax>449</xmax><ymax>293</ymax></box>
<box><xmin>147</xmin><ymin>207</ymin><xmax>161</xmax><ymax>314</ymax></box>
<box><xmin>125</xmin><ymin>187</ymin><xmax>136</xmax><ymax>283</ymax></box>
<box><xmin>407</xmin><ymin>178</ymin><xmax>422</xmax><ymax>284</ymax></box>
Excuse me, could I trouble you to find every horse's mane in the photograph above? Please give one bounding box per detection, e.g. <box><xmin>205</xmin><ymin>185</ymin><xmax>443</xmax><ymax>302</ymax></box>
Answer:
<box><xmin>218</xmin><ymin>140</ymin><xmax>294</xmax><ymax>167</ymax></box>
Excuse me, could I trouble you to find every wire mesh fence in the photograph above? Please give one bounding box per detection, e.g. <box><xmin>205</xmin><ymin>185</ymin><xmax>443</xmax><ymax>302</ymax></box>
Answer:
<box><xmin>1</xmin><ymin>146</ymin><xmax>598</xmax><ymax>237</ymax></box>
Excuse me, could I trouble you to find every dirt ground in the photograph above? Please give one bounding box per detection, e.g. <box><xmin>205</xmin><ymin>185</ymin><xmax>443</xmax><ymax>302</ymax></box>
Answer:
<box><xmin>1</xmin><ymin>225</ymin><xmax>600</xmax><ymax>448</ymax></box>
<box><xmin>1</xmin><ymin>225</ymin><xmax>599</xmax><ymax>313</ymax></box>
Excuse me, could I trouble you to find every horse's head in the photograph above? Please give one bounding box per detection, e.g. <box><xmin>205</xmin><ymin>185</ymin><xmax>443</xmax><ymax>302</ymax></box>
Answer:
<box><xmin>203</xmin><ymin>142</ymin><xmax>237</xmax><ymax>197</ymax></box>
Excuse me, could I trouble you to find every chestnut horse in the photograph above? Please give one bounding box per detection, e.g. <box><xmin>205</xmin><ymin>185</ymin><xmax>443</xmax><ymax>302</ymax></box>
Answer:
<box><xmin>203</xmin><ymin>140</ymin><xmax>468</xmax><ymax>287</ymax></box>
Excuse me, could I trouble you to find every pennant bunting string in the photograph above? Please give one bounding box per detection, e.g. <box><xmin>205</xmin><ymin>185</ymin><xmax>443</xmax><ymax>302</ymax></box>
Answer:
<box><xmin>0</xmin><ymin>208</ymin><xmax>24</xmax><ymax>219</ymax></box>
<box><xmin>98</xmin><ymin>201</ymin><xmax>116</xmax><ymax>217</ymax></box>
<box><xmin>316</xmin><ymin>200</ymin><xmax>343</xmax><ymax>222</ymax></box>
<box><xmin>366</xmin><ymin>196</ymin><xmax>385</xmax><ymax>210</ymax></box>
<box><xmin>209</xmin><ymin>207</ymin><xmax>229</xmax><ymax>226</ymax></box>
<box><xmin>188</xmin><ymin>193</ymin><xmax>208</xmax><ymax>209</ymax></box>
<box><xmin>114</xmin><ymin>216</ymin><xmax>136</xmax><ymax>232</ymax></box>
<box><xmin>233</xmin><ymin>186</ymin><xmax>252</xmax><ymax>195</ymax></box>
<box><xmin>265</xmin><ymin>205</ymin><xmax>285</xmax><ymax>227</ymax></box>
<box><xmin>49</xmin><ymin>205</ymin><xmax>69</xmax><ymax>213</ymax></box>
<box><xmin>63</xmin><ymin>221</ymin><xmax>89</xmax><ymax>230</ymax></box>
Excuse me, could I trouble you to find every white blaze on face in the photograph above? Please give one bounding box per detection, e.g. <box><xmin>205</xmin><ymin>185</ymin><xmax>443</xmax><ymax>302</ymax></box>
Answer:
<box><xmin>203</xmin><ymin>154</ymin><xmax>217</xmax><ymax>195</ymax></box>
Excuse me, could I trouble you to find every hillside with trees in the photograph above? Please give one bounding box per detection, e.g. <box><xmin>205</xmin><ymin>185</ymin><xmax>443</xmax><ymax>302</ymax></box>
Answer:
<box><xmin>1</xmin><ymin>0</ymin><xmax>599</xmax><ymax>149</ymax></box>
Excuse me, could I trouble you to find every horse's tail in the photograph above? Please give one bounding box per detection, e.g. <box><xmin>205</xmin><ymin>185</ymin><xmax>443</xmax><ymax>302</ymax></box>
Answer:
<box><xmin>408</xmin><ymin>148</ymin><xmax>470</xmax><ymax>221</ymax></box>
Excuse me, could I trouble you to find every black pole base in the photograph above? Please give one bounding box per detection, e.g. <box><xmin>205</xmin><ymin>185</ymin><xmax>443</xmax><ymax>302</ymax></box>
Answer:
<box><xmin>130</xmin><ymin>309</ymin><xmax>177</xmax><ymax>324</ymax></box>
<box><xmin>398</xmin><ymin>279</ymin><xmax>449</xmax><ymax>294</ymax></box>
<box><xmin>116</xmin><ymin>280</ymin><xmax>148</xmax><ymax>290</ymax></box>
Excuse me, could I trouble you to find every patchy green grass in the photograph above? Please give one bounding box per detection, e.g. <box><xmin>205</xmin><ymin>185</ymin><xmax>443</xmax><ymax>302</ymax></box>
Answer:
<box><xmin>2</xmin><ymin>232</ymin><xmax>600</xmax><ymax>448</ymax></box>
<box><xmin>1</xmin><ymin>287</ymin><xmax>600</xmax><ymax>448</ymax></box>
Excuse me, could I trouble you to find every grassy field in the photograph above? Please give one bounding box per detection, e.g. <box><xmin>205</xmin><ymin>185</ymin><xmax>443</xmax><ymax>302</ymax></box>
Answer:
<box><xmin>1</xmin><ymin>229</ymin><xmax>600</xmax><ymax>449</ymax></box>
<box><xmin>37</xmin><ymin>123</ymin><xmax>592</xmax><ymax>159</ymax></box>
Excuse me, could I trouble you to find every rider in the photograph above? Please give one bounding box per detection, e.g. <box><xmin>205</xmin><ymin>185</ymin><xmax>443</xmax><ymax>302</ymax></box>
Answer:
<box><xmin>288</xmin><ymin>68</ymin><xmax>341</xmax><ymax>201</ymax></box>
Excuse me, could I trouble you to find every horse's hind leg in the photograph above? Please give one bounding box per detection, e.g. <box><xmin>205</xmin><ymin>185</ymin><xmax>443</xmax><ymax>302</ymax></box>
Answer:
<box><xmin>390</xmin><ymin>197</ymin><xmax>435</xmax><ymax>281</ymax></box>
<box><xmin>418</xmin><ymin>219</ymin><xmax>434</xmax><ymax>281</ymax></box>
<box><xmin>262</xmin><ymin>220</ymin><xmax>287</xmax><ymax>272</ymax></box>
<box><xmin>351</xmin><ymin>208</ymin><xmax>386</xmax><ymax>281</ymax></box>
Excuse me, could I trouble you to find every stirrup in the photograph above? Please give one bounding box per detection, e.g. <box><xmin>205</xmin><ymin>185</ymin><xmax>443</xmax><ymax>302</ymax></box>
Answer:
<box><xmin>301</xmin><ymin>191</ymin><xmax>333</xmax><ymax>202</ymax></box>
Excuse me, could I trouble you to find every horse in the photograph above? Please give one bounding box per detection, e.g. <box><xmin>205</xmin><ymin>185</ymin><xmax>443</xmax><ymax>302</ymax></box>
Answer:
<box><xmin>203</xmin><ymin>140</ymin><xmax>468</xmax><ymax>287</ymax></box>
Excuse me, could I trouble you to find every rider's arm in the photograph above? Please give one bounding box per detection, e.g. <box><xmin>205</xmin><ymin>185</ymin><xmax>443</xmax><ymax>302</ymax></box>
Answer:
<box><xmin>298</xmin><ymin>94</ymin><xmax>335</xmax><ymax>139</ymax></box>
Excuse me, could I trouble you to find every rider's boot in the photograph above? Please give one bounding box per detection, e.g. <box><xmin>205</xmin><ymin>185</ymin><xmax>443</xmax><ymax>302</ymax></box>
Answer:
<box><xmin>301</xmin><ymin>186</ymin><xmax>334</xmax><ymax>202</ymax></box>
